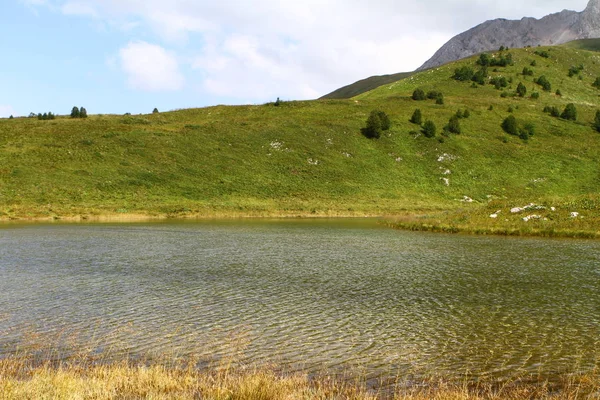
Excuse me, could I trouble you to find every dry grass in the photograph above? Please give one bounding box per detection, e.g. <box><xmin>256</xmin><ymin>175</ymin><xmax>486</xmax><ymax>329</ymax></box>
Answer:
<box><xmin>1</xmin><ymin>354</ymin><xmax>599</xmax><ymax>399</ymax></box>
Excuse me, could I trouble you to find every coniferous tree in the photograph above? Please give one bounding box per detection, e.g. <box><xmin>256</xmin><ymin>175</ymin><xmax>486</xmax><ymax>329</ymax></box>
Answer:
<box><xmin>361</xmin><ymin>110</ymin><xmax>383</xmax><ymax>139</ymax></box>
<box><xmin>445</xmin><ymin>115</ymin><xmax>461</xmax><ymax>134</ymax></box>
<box><xmin>71</xmin><ymin>106</ymin><xmax>80</xmax><ymax>118</ymax></box>
<box><xmin>412</xmin><ymin>89</ymin><xmax>426</xmax><ymax>101</ymax></box>
<box><xmin>516</xmin><ymin>82</ymin><xmax>527</xmax><ymax>97</ymax></box>
<box><xmin>153</xmin><ymin>108</ymin><xmax>159</xmax><ymax>114</ymax></box>
<box><xmin>410</xmin><ymin>109</ymin><xmax>423</xmax><ymax>125</ymax></box>
<box><xmin>502</xmin><ymin>115</ymin><xmax>518</xmax><ymax>135</ymax></box>
<box><xmin>79</xmin><ymin>107</ymin><xmax>88</xmax><ymax>118</ymax></box>
<box><xmin>422</xmin><ymin>120</ymin><xmax>436</xmax><ymax>138</ymax></box>
<box><xmin>561</xmin><ymin>103</ymin><xmax>577</xmax><ymax>121</ymax></box>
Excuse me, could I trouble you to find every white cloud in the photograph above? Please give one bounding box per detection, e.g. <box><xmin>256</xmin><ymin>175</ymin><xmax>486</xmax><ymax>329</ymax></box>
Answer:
<box><xmin>0</xmin><ymin>105</ymin><xmax>16</xmax><ymax>118</ymax></box>
<box><xmin>48</xmin><ymin>0</ymin><xmax>590</xmax><ymax>101</ymax></box>
<box><xmin>119</xmin><ymin>41</ymin><xmax>184</xmax><ymax>92</ymax></box>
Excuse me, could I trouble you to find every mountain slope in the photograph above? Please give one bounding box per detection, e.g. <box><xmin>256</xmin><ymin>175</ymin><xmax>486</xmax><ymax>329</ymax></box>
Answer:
<box><xmin>320</xmin><ymin>71</ymin><xmax>413</xmax><ymax>100</ymax></box>
<box><xmin>1</xmin><ymin>45</ymin><xmax>600</xmax><ymax>225</ymax></box>
<box><xmin>418</xmin><ymin>0</ymin><xmax>600</xmax><ymax>71</ymax></box>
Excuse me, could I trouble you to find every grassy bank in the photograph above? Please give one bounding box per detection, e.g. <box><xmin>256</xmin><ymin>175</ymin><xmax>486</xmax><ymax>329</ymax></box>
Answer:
<box><xmin>2</xmin><ymin>43</ymin><xmax>600</xmax><ymax>232</ymax></box>
<box><xmin>386</xmin><ymin>195</ymin><xmax>600</xmax><ymax>239</ymax></box>
<box><xmin>2</xmin><ymin>356</ymin><xmax>599</xmax><ymax>399</ymax></box>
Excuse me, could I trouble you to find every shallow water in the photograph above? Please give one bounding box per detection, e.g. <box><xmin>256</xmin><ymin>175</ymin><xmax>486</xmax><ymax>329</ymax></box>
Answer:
<box><xmin>1</xmin><ymin>219</ymin><xmax>599</xmax><ymax>381</ymax></box>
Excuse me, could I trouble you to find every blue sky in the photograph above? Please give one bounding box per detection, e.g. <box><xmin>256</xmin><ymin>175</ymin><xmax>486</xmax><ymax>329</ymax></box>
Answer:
<box><xmin>0</xmin><ymin>0</ymin><xmax>589</xmax><ymax>117</ymax></box>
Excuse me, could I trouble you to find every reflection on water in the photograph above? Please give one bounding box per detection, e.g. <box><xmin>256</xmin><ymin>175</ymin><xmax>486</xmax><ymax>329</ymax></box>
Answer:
<box><xmin>1</xmin><ymin>219</ymin><xmax>599</xmax><ymax>381</ymax></box>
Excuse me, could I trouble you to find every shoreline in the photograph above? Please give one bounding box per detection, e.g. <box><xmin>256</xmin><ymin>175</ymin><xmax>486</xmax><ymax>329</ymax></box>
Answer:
<box><xmin>2</xmin><ymin>208</ymin><xmax>599</xmax><ymax>239</ymax></box>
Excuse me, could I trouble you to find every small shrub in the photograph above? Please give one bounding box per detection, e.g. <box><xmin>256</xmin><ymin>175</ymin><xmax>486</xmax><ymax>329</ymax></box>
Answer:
<box><xmin>531</xmin><ymin>92</ymin><xmax>540</xmax><ymax>99</ymax></box>
<box><xmin>490</xmin><ymin>76</ymin><xmax>508</xmax><ymax>90</ymax></box>
<box><xmin>452</xmin><ymin>66</ymin><xmax>474</xmax><ymax>82</ymax></box>
<box><xmin>472</xmin><ymin>67</ymin><xmax>487</xmax><ymax>85</ymax></box>
<box><xmin>516</xmin><ymin>82</ymin><xmax>527</xmax><ymax>97</ymax></box>
<box><xmin>477</xmin><ymin>53</ymin><xmax>491</xmax><ymax>66</ymax></box>
<box><xmin>9</xmin><ymin>115</ymin><xmax>13</xmax><ymax>119</ymax></box>
<box><xmin>488</xmin><ymin>105</ymin><xmax>494</xmax><ymax>111</ymax></box>
<box><xmin>522</xmin><ymin>67</ymin><xmax>534</xmax><ymax>76</ymax></box>
<box><xmin>410</xmin><ymin>109</ymin><xmax>423</xmax><ymax>125</ymax></box>
<box><xmin>274</xmin><ymin>97</ymin><xmax>281</xmax><ymax>106</ymax></box>
<box><xmin>561</xmin><ymin>103</ymin><xmax>577</xmax><ymax>121</ymax></box>
<box><xmin>593</xmin><ymin>77</ymin><xmax>600</xmax><ymax>89</ymax></box>
<box><xmin>508</xmin><ymin>106</ymin><xmax>514</xmax><ymax>113</ymax></box>
<box><xmin>534</xmin><ymin>75</ymin><xmax>552</xmax><ymax>91</ymax></box>
<box><xmin>445</xmin><ymin>115</ymin><xmax>461</xmax><ymax>134</ymax></box>
<box><xmin>426</xmin><ymin>90</ymin><xmax>441</xmax><ymax>99</ymax></box>
<box><xmin>152</xmin><ymin>108</ymin><xmax>159</xmax><ymax>114</ymax></box>
<box><xmin>361</xmin><ymin>110</ymin><xmax>391</xmax><ymax>139</ymax></box>
<box><xmin>535</xmin><ymin>50</ymin><xmax>550</xmax><ymax>58</ymax></box>
<box><xmin>502</xmin><ymin>115</ymin><xmax>518</xmax><ymax>135</ymax></box>
<box><xmin>530</xmin><ymin>60</ymin><xmax>537</xmax><ymax>67</ymax></box>
<box><xmin>435</xmin><ymin>94</ymin><xmax>444</xmax><ymax>105</ymax></box>
<box><xmin>555</xmin><ymin>89</ymin><xmax>562</xmax><ymax>96</ymax></box>
<box><xmin>422</xmin><ymin>120</ymin><xmax>437</xmax><ymax>138</ymax></box>
<box><xmin>463</xmin><ymin>109</ymin><xmax>470</xmax><ymax>118</ymax></box>
<box><xmin>377</xmin><ymin>111</ymin><xmax>391</xmax><ymax>131</ymax></box>
<box><xmin>412</xmin><ymin>89</ymin><xmax>426</xmax><ymax>100</ymax></box>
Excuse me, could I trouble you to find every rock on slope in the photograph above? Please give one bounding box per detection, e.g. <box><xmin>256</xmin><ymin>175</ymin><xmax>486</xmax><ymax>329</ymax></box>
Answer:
<box><xmin>418</xmin><ymin>0</ymin><xmax>600</xmax><ymax>71</ymax></box>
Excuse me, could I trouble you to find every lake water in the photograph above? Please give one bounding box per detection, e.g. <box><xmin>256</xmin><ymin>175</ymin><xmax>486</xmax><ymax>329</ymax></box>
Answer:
<box><xmin>1</xmin><ymin>219</ymin><xmax>599</xmax><ymax>382</ymax></box>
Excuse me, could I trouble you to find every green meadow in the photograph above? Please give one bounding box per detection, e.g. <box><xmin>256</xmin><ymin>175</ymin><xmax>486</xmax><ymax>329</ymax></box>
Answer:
<box><xmin>2</xmin><ymin>42</ymin><xmax>600</xmax><ymax>236</ymax></box>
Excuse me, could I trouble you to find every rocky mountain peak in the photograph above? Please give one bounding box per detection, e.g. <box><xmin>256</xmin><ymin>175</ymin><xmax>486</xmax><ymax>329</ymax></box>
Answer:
<box><xmin>584</xmin><ymin>0</ymin><xmax>600</xmax><ymax>14</ymax></box>
<box><xmin>418</xmin><ymin>2</ymin><xmax>600</xmax><ymax>71</ymax></box>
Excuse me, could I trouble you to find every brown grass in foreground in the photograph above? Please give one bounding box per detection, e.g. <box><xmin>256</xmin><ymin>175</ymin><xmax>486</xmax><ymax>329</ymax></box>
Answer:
<box><xmin>1</xmin><ymin>357</ymin><xmax>600</xmax><ymax>400</ymax></box>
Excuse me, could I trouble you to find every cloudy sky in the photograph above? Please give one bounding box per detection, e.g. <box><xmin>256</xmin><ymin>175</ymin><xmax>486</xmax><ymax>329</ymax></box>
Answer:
<box><xmin>0</xmin><ymin>0</ymin><xmax>589</xmax><ymax>117</ymax></box>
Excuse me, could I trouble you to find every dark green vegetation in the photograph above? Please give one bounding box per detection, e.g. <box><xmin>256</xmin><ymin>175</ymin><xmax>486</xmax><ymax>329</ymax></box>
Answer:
<box><xmin>2</xmin><ymin>44</ymin><xmax>600</xmax><ymax>234</ymax></box>
<box><xmin>320</xmin><ymin>71</ymin><xmax>414</xmax><ymax>99</ymax></box>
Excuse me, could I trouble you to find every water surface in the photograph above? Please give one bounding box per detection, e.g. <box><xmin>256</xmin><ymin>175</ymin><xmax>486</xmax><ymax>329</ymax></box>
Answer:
<box><xmin>1</xmin><ymin>219</ymin><xmax>599</xmax><ymax>381</ymax></box>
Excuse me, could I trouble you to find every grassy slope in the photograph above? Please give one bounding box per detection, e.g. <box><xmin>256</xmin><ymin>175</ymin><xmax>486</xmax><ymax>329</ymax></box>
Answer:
<box><xmin>1</xmin><ymin>45</ymin><xmax>600</xmax><ymax>226</ymax></box>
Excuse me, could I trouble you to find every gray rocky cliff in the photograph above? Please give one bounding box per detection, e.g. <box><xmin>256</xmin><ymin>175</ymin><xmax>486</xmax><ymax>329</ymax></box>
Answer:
<box><xmin>418</xmin><ymin>0</ymin><xmax>600</xmax><ymax>71</ymax></box>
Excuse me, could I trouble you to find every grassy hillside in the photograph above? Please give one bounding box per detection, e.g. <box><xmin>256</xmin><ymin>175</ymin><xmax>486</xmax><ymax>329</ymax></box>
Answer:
<box><xmin>2</xmin><ymin>45</ymin><xmax>600</xmax><ymax>231</ymax></box>
<box><xmin>320</xmin><ymin>71</ymin><xmax>414</xmax><ymax>99</ymax></box>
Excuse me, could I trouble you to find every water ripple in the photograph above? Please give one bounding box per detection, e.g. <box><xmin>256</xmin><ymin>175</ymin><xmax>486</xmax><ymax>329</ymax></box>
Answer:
<box><xmin>1</xmin><ymin>219</ymin><xmax>600</xmax><ymax>381</ymax></box>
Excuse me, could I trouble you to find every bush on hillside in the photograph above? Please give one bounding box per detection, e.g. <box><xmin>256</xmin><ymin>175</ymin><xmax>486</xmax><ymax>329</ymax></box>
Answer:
<box><xmin>543</xmin><ymin>106</ymin><xmax>561</xmax><ymax>118</ymax></box>
<box><xmin>435</xmin><ymin>94</ymin><xmax>445</xmax><ymax>105</ymax></box>
<box><xmin>516</xmin><ymin>82</ymin><xmax>527</xmax><ymax>97</ymax></box>
<box><xmin>490</xmin><ymin>76</ymin><xmax>508</xmax><ymax>90</ymax></box>
<box><xmin>377</xmin><ymin>111</ymin><xmax>391</xmax><ymax>131</ymax></box>
<box><xmin>531</xmin><ymin>92</ymin><xmax>540</xmax><ymax>99</ymax></box>
<box><xmin>452</xmin><ymin>66</ymin><xmax>474</xmax><ymax>82</ymax></box>
<box><xmin>568</xmin><ymin>64</ymin><xmax>584</xmax><ymax>77</ymax></box>
<box><xmin>477</xmin><ymin>53</ymin><xmax>491</xmax><ymax>67</ymax></box>
<box><xmin>426</xmin><ymin>90</ymin><xmax>441</xmax><ymax>100</ymax></box>
<box><xmin>153</xmin><ymin>108</ymin><xmax>159</xmax><ymax>114</ymax></box>
<box><xmin>412</xmin><ymin>89</ymin><xmax>426</xmax><ymax>101</ymax></box>
<box><xmin>361</xmin><ymin>110</ymin><xmax>391</xmax><ymax>139</ymax></box>
<box><xmin>422</xmin><ymin>120</ymin><xmax>437</xmax><ymax>138</ymax></box>
<box><xmin>535</xmin><ymin>50</ymin><xmax>550</xmax><ymax>58</ymax></box>
<box><xmin>501</xmin><ymin>115</ymin><xmax>518</xmax><ymax>135</ymax></box>
<box><xmin>444</xmin><ymin>115</ymin><xmax>461</xmax><ymax>134</ymax></box>
<box><xmin>522</xmin><ymin>67</ymin><xmax>534</xmax><ymax>76</ymax></box>
<box><xmin>410</xmin><ymin>109</ymin><xmax>423</xmax><ymax>125</ymax></box>
<box><xmin>561</xmin><ymin>103</ymin><xmax>577</xmax><ymax>121</ymax></box>
<box><xmin>593</xmin><ymin>77</ymin><xmax>600</xmax><ymax>89</ymax></box>
<box><xmin>534</xmin><ymin>75</ymin><xmax>552</xmax><ymax>92</ymax></box>
<box><xmin>472</xmin><ymin>67</ymin><xmax>488</xmax><ymax>85</ymax></box>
